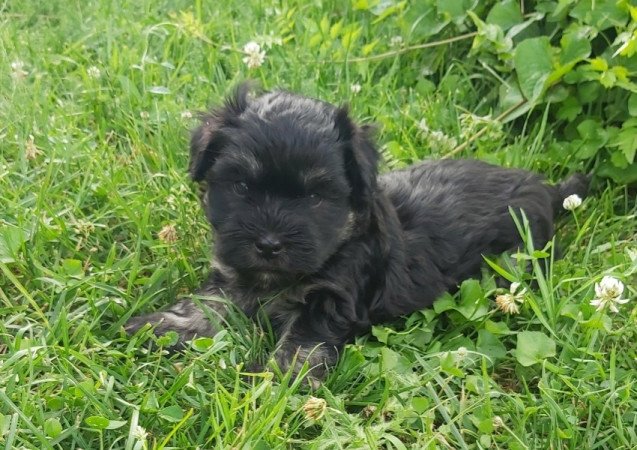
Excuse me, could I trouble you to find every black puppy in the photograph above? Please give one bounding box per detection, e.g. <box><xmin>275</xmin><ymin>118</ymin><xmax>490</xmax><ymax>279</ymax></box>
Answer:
<box><xmin>125</xmin><ymin>84</ymin><xmax>588</xmax><ymax>379</ymax></box>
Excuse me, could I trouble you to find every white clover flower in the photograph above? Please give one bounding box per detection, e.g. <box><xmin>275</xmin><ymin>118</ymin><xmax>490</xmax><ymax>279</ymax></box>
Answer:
<box><xmin>429</xmin><ymin>130</ymin><xmax>445</xmax><ymax>141</ymax></box>
<box><xmin>417</xmin><ymin>119</ymin><xmax>430</xmax><ymax>133</ymax></box>
<box><xmin>590</xmin><ymin>276</ymin><xmax>628</xmax><ymax>313</ymax></box>
<box><xmin>390</xmin><ymin>36</ymin><xmax>403</xmax><ymax>47</ymax></box>
<box><xmin>429</xmin><ymin>130</ymin><xmax>458</xmax><ymax>150</ymax></box>
<box><xmin>492</xmin><ymin>416</ymin><xmax>504</xmax><ymax>429</ymax></box>
<box><xmin>455</xmin><ymin>346</ymin><xmax>468</xmax><ymax>361</ymax></box>
<box><xmin>180</xmin><ymin>110</ymin><xmax>193</xmax><ymax>119</ymax></box>
<box><xmin>495</xmin><ymin>294</ymin><xmax>520</xmax><ymax>314</ymax></box>
<box><xmin>87</xmin><ymin>66</ymin><xmax>101</xmax><ymax>79</ymax></box>
<box><xmin>158</xmin><ymin>224</ymin><xmax>178</xmax><ymax>244</ymax></box>
<box><xmin>133</xmin><ymin>425</ymin><xmax>148</xmax><ymax>441</ymax></box>
<box><xmin>11</xmin><ymin>60</ymin><xmax>28</xmax><ymax>80</ymax></box>
<box><xmin>72</xmin><ymin>219</ymin><xmax>95</xmax><ymax>236</ymax></box>
<box><xmin>459</xmin><ymin>112</ymin><xmax>503</xmax><ymax>140</ymax></box>
<box><xmin>562</xmin><ymin>194</ymin><xmax>582</xmax><ymax>211</ymax></box>
<box><xmin>25</xmin><ymin>134</ymin><xmax>40</xmax><ymax>160</ymax></box>
<box><xmin>303</xmin><ymin>396</ymin><xmax>327</xmax><ymax>421</ymax></box>
<box><xmin>350</xmin><ymin>83</ymin><xmax>362</xmax><ymax>94</ymax></box>
<box><xmin>242</xmin><ymin>41</ymin><xmax>266</xmax><ymax>69</ymax></box>
<box><xmin>417</xmin><ymin>119</ymin><xmax>458</xmax><ymax>150</ymax></box>
<box><xmin>495</xmin><ymin>282</ymin><xmax>526</xmax><ymax>315</ymax></box>
<box><xmin>139</xmin><ymin>111</ymin><xmax>150</xmax><ymax>119</ymax></box>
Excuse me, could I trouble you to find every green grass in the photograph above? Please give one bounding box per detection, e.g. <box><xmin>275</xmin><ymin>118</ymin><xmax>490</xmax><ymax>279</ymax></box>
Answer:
<box><xmin>1</xmin><ymin>1</ymin><xmax>636</xmax><ymax>449</ymax></box>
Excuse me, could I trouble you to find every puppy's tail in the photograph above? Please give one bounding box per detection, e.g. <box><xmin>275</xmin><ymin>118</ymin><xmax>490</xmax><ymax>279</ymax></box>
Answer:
<box><xmin>552</xmin><ymin>173</ymin><xmax>591</xmax><ymax>214</ymax></box>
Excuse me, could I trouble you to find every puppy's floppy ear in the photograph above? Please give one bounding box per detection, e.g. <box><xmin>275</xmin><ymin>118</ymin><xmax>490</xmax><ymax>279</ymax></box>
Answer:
<box><xmin>335</xmin><ymin>107</ymin><xmax>379</xmax><ymax>226</ymax></box>
<box><xmin>188</xmin><ymin>83</ymin><xmax>252</xmax><ymax>181</ymax></box>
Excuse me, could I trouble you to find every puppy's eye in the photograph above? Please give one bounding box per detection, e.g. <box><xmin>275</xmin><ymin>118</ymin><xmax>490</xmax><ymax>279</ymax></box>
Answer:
<box><xmin>309</xmin><ymin>193</ymin><xmax>322</xmax><ymax>206</ymax></box>
<box><xmin>233</xmin><ymin>182</ymin><xmax>249</xmax><ymax>195</ymax></box>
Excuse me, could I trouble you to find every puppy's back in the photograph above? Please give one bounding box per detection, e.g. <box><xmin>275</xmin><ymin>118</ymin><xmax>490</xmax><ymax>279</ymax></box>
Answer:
<box><xmin>378</xmin><ymin>159</ymin><xmax>582</xmax><ymax>283</ymax></box>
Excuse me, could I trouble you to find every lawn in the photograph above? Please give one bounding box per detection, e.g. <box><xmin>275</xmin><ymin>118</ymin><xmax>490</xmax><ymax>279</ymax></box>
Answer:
<box><xmin>1</xmin><ymin>1</ymin><xmax>636</xmax><ymax>449</ymax></box>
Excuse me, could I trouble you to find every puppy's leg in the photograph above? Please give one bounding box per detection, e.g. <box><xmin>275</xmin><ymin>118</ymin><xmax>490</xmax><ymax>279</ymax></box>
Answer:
<box><xmin>273</xmin><ymin>333</ymin><xmax>339</xmax><ymax>385</ymax></box>
<box><xmin>267</xmin><ymin>297</ymin><xmax>360</xmax><ymax>384</ymax></box>
<box><xmin>124</xmin><ymin>275</ymin><xmax>229</xmax><ymax>347</ymax></box>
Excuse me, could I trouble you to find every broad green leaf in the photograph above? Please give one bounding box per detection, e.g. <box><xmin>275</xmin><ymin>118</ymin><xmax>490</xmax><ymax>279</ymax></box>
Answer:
<box><xmin>401</xmin><ymin>3</ymin><xmax>447</xmax><ymax>40</ymax></box>
<box><xmin>192</xmin><ymin>336</ymin><xmax>214</xmax><ymax>351</ymax></box>
<box><xmin>514</xmin><ymin>37</ymin><xmax>553</xmax><ymax>102</ymax></box>
<box><xmin>486</xmin><ymin>0</ymin><xmax>522</xmax><ymax>31</ymax></box>
<box><xmin>341</xmin><ymin>25</ymin><xmax>362</xmax><ymax>49</ymax></box>
<box><xmin>252</xmin><ymin>440</ymin><xmax>272</xmax><ymax>450</ymax></box>
<box><xmin>352</xmin><ymin>0</ymin><xmax>370</xmax><ymax>10</ymax></box>
<box><xmin>574</xmin><ymin>119</ymin><xmax>607</xmax><ymax>159</ymax></box>
<box><xmin>362</xmin><ymin>40</ymin><xmax>379</xmax><ymax>56</ymax></box>
<box><xmin>44</xmin><ymin>417</ymin><xmax>63</xmax><ymax>438</ymax></box>
<box><xmin>477</xmin><ymin>418</ymin><xmax>494</xmax><ymax>434</ymax></box>
<box><xmin>576</xmin><ymin>119</ymin><xmax>603</xmax><ymax>140</ymax></box>
<box><xmin>440</xmin><ymin>352</ymin><xmax>464</xmax><ymax>377</ymax></box>
<box><xmin>609</xmin><ymin>127</ymin><xmax>637</xmax><ymax>164</ymax></box>
<box><xmin>371</xmin><ymin>325</ymin><xmax>392</xmax><ymax>344</ymax></box>
<box><xmin>629</xmin><ymin>93</ymin><xmax>637</xmax><ymax>117</ymax></box>
<box><xmin>0</xmin><ymin>225</ymin><xmax>27</xmax><ymax>263</ymax></box>
<box><xmin>433</xmin><ymin>292</ymin><xmax>456</xmax><ymax>313</ymax></box>
<box><xmin>380</xmin><ymin>347</ymin><xmax>411</xmax><ymax>374</ymax></box>
<box><xmin>61</xmin><ymin>259</ymin><xmax>84</xmax><ymax>278</ymax></box>
<box><xmin>581</xmin><ymin>314</ymin><xmax>613</xmax><ymax>332</ymax></box>
<box><xmin>485</xmin><ymin>320</ymin><xmax>512</xmax><ymax>335</ymax></box>
<box><xmin>141</xmin><ymin>391</ymin><xmax>159</xmax><ymax>413</ymax></box>
<box><xmin>513</xmin><ymin>331</ymin><xmax>556</xmax><ymax>366</ymax></box>
<box><xmin>159</xmin><ymin>405</ymin><xmax>184</xmax><ymax>423</ymax></box>
<box><xmin>610</xmin><ymin>150</ymin><xmax>629</xmax><ymax>169</ymax></box>
<box><xmin>156</xmin><ymin>330</ymin><xmax>179</xmax><ymax>347</ymax></box>
<box><xmin>412</xmin><ymin>397</ymin><xmax>430</xmax><ymax>413</ymax></box>
<box><xmin>477</xmin><ymin>330</ymin><xmax>507</xmax><ymax>361</ymax></box>
<box><xmin>380</xmin><ymin>347</ymin><xmax>399</xmax><ymax>371</ymax></box>
<box><xmin>589</xmin><ymin>57</ymin><xmax>608</xmax><ymax>71</ymax></box>
<box><xmin>560</xmin><ymin>27</ymin><xmax>592</xmax><ymax>65</ymax></box>
<box><xmin>570</xmin><ymin>0</ymin><xmax>627</xmax><ymax>31</ymax></box>
<box><xmin>614</xmin><ymin>30</ymin><xmax>637</xmax><ymax>58</ymax></box>
<box><xmin>597</xmin><ymin>161</ymin><xmax>637</xmax><ymax>184</ymax></box>
<box><xmin>371</xmin><ymin>0</ymin><xmax>404</xmax><ymax>20</ymax></box>
<box><xmin>599</xmin><ymin>70</ymin><xmax>617</xmax><ymax>88</ymax></box>
<box><xmin>85</xmin><ymin>416</ymin><xmax>110</xmax><ymax>429</ymax></box>
<box><xmin>319</xmin><ymin>15</ymin><xmax>329</xmax><ymax>35</ymax></box>
<box><xmin>577</xmin><ymin>81</ymin><xmax>601</xmax><ymax>103</ymax></box>
<box><xmin>575</xmin><ymin>140</ymin><xmax>603</xmax><ymax>159</ymax></box>
<box><xmin>437</xmin><ymin>0</ymin><xmax>469</xmax><ymax>21</ymax></box>
<box><xmin>456</xmin><ymin>279</ymin><xmax>489</xmax><ymax>320</ymax></box>
<box><xmin>105</xmin><ymin>420</ymin><xmax>126</xmax><ymax>430</ymax></box>
<box><xmin>556</xmin><ymin>97</ymin><xmax>582</xmax><ymax>121</ymax></box>
<box><xmin>329</xmin><ymin>20</ymin><xmax>343</xmax><ymax>39</ymax></box>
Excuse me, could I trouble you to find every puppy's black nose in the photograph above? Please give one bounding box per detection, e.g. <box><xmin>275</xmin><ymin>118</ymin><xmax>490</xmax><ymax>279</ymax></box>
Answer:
<box><xmin>255</xmin><ymin>234</ymin><xmax>283</xmax><ymax>258</ymax></box>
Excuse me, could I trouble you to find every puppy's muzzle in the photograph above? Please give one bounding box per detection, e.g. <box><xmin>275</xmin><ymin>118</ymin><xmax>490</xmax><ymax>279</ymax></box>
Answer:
<box><xmin>255</xmin><ymin>233</ymin><xmax>283</xmax><ymax>259</ymax></box>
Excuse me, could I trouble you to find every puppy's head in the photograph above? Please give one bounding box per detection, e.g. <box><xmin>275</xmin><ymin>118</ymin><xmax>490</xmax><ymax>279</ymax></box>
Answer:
<box><xmin>189</xmin><ymin>84</ymin><xmax>379</xmax><ymax>280</ymax></box>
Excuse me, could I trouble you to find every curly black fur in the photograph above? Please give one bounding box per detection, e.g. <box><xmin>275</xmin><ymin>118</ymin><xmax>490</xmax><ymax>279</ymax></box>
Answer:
<box><xmin>125</xmin><ymin>85</ymin><xmax>589</xmax><ymax>380</ymax></box>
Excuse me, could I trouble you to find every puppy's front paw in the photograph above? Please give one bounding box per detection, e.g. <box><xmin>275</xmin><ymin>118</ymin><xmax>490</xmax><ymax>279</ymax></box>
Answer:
<box><xmin>272</xmin><ymin>341</ymin><xmax>337</xmax><ymax>387</ymax></box>
<box><xmin>125</xmin><ymin>299</ymin><xmax>217</xmax><ymax>347</ymax></box>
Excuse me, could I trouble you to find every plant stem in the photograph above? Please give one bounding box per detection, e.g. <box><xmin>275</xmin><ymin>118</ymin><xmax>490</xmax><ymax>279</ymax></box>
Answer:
<box><xmin>443</xmin><ymin>99</ymin><xmax>527</xmax><ymax>159</ymax></box>
<box><xmin>342</xmin><ymin>32</ymin><xmax>478</xmax><ymax>63</ymax></box>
